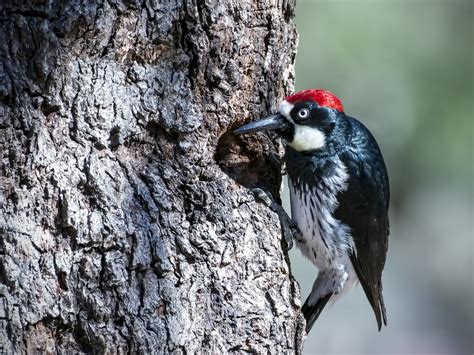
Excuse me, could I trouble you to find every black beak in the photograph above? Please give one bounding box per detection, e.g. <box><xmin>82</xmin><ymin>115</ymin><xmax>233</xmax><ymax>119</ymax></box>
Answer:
<box><xmin>233</xmin><ymin>114</ymin><xmax>288</xmax><ymax>134</ymax></box>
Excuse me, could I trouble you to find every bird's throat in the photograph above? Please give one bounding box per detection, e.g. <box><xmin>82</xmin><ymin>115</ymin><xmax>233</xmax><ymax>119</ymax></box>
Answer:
<box><xmin>288</xmin><ymin>125</ymin><xmax>326</xmax><ymax>152</ymax></box>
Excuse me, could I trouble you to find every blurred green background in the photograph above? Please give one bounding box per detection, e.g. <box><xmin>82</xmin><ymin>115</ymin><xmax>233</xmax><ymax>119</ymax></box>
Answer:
<box><xmin>286</xmin><ymin>0</ymin><xmax>473</xmax><ymax>353</ymax></box>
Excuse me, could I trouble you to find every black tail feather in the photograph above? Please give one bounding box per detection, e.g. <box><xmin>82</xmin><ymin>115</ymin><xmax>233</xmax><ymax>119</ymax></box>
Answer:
<box><xmin>358</xmin><ymin>279</ymin><xmax>387</xmax><ymax>331</ymax></box>
<box><xmin>378</xmin><ymin>283</ymin><xmax>388</xmax><ymax>328</ymax></box>
<box><xmin>301</xmin><ymin>293</ymin><xmax>333</xmax><ymax>334</ymax></box>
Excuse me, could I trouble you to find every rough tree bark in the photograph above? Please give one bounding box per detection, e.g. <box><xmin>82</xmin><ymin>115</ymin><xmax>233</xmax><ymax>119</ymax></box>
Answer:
<box><xmin>0</xmin><ymin>0</ymin><xmax>303</xmax><ymax>353</ymax></box>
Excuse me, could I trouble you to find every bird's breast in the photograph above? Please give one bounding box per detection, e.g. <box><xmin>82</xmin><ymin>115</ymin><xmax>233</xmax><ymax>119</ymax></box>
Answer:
<box><xmin>288</xmin><ymin>159</ymin><xmax>353</xmax><ymax>270</ymax></box>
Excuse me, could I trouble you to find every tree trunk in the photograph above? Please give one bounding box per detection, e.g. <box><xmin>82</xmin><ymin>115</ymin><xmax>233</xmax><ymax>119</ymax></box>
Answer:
<box><xmin>0</xmin><ymin>0</ymin><xmax>303</xmax><ymax>353</ymax></box>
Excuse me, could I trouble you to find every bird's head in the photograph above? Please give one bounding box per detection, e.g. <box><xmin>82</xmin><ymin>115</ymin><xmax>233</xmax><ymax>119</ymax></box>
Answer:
<box><xmin>234</xmin><ymin>89</ymin><xmax>345</xmax><ymax>152</ymax></box>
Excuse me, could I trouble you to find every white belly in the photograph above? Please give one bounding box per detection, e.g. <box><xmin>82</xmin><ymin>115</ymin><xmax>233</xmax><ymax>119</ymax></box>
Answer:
<box><xmin>289</xmin><ymin>180</ymin><xmax>334</xmax><ymax>269</ymax></box>
<box><xmin>289</xmin><ymin>177</ymin><xmax>359</xmax><ymax>299</ymax></box>
<box><xmin>288</xmin><ymin>163</ymin><xmax>352</xmax><ymax>272</ymax></box>
<box><xmin>287</xmin><ymin>160</ymin><xmax>360</xmax><ymax>301</ymax></box>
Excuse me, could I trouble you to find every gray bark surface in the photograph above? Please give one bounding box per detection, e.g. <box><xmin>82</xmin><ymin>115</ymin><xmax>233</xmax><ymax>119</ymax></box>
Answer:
<box><xmin>0</xmin><ymin>0</ymin><xmax>303</xmax><ymax>353</ymax></box>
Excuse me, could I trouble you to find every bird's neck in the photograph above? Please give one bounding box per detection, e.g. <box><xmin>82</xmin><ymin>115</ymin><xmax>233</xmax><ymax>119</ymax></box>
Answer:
<box><xmin>284</xmin><ymin>118</ymin><xmax>350</xmax><ymax>184</ymax></box>
<box><xmin>285</xmin><ymin>148</ymin><xmax>338</xmax><ymax>188</ymax></box>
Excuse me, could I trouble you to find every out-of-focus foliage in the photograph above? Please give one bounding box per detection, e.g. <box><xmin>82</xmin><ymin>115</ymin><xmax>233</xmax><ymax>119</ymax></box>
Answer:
<box><xmin>286</xmin><ymin>0</ymin><xmax>473</xmax><ymax>353</ymax></box>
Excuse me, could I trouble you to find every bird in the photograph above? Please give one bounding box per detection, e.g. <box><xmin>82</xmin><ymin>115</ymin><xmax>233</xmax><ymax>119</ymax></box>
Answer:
<box><xmin>234</xmin><ymin>89</ymin><xmax>390</xmax><ymax>333</ymax></box>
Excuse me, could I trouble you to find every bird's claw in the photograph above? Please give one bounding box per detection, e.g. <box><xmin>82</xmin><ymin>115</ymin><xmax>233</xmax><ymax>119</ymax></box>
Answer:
<box><xmin>280</xmin><ymin>219</ymin><xmax>294</xmax><ymax>251</ymax></box>
<box><xmin>250</xmin><ymin>187</ymin><xmax>297</xmax><ymax>251</ymax></box>
<box><xmin>251</xmin><ymin>187</ymin><xmax>273</xmax><ymax>208</ymax></box>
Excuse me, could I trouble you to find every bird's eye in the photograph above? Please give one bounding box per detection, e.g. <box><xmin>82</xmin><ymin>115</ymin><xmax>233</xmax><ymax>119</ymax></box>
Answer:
<box><xmin>297</xmin><ymin>108</ymin><xmax>310</xmax><ymax>119</ymax></box>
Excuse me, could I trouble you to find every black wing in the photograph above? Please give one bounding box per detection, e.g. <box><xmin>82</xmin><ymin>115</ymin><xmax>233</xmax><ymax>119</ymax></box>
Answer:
<box><xmin>335</xmin><ymin>116</ymin><xmax>390</xmax><ymax>330</ymax></box>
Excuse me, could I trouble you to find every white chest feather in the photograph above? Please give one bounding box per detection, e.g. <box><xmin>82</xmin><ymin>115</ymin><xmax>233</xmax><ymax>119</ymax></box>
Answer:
<box><xmin>289</xmin><ymin>161</ymin><xmax>352</xmax><ymax>270</ymax></box>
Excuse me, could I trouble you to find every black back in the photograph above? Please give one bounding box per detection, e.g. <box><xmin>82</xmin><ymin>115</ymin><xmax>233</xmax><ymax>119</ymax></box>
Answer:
<box><xmin>334</xmin><ymin>116</ymin><xmax>389</xmax><ymax>330</ymax></box>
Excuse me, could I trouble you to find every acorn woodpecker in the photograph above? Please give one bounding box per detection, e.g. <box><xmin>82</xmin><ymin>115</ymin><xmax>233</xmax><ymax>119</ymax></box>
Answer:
<box><xmin>234</xmin><ymin>89</ymin><xmax>390</xmax><ymax>333</ymax></box>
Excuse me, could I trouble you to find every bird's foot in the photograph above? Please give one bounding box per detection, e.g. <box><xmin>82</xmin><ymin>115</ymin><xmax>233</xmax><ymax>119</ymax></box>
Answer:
<box><xmin>251</xmin><ymin>187</ymin><xmax>301</xmax><ymax>250</ymax></box>
<box><xmin>251</xmin><ymin>187</ymin><xmax>274</xmax><ymax>207</ymax></box>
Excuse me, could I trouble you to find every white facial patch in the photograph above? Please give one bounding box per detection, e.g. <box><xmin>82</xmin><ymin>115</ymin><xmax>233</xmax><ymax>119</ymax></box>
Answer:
<box><xmin>279</xmin><ymin>99</ymin><xmax>326</xmax><ymax>151</ymax></box>
<box><xmin>278</xmin><ymin>100</ymin><xmax>294</xmax><ymax>122</ymax></box>
<box><xmin>288</xmin><ymin>124</ymin><xmax>326</xmax><ymax>151</ymax></box>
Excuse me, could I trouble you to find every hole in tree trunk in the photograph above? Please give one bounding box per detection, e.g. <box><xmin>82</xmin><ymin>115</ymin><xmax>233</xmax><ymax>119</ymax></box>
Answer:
<box><xmin>214</xmin><ymin>130</ymin><xmax>282</xmax><ymax>205</ymax></box>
